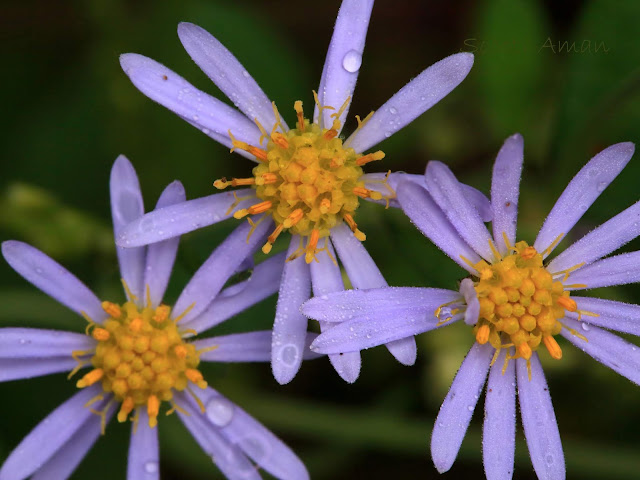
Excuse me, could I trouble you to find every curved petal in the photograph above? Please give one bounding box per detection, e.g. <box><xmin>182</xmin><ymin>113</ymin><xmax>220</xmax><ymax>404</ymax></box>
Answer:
<box><xmin>491</xmin><ymin>133</ymin><xmax>524</xmax><ymax>255</ymax></box>
<box><xmin>175</xmin><ymin>218</ymin><xmax>272</xmax><ymax>325</ymax></box>
<box><xmin>561</xmin><ymin>317</ymin><xmax>640</xmax><ymax>385</ymax></box>
<box><xmin>564</xmin><ymin>251</ymin><xmax>640</xmax><ymax>289</ymax></box>
<box><xmin>187</xmin><ymin>252</ymin><xmax>285</xmax><ymax>335</ymax></box>
<box><xmin>127</xmin><ymin>409</ymin><xmax>159</xmax><ymax>480</ymax></box>
<box><xmin>177</xmin><ymin>23</ymin><xmax>286</xmax><ymax>133</ymax></box>
<box><xmin>0</xmin><ymin>328</ymin><xmax>95</xmax><ymax>359</ymax></box>
<box><xmin>460</xmin><ymin>279</ymin><xmax>480</xmax><ymax>326</ymax></box>
<box><xmin>569</xmin><ymin>296</ymin><xmax>640</xmax><ymax>336</ymax></box>
<box><xmin>120</xmin><ymin>53</ymin><xmax>261</xmax><ymax>155</ymax></box>
<box><xmin>0</xmin><ymin>385</ymin><xmax>102</xmax><ymax>480</ymax></box>
<box><xmin>483</xmin><ymin>349</ymin><xmax>516</xmax><ymax>480</ymax></box>
<box><xmin>534</xmin><ymin>142</ymin><xmax>635</xmax><ymax>256</ymax></box>
<box><xmin>313</xmin><ymin>0</ymin><xmax>374</xmax><ymax>130</ymax></box>
<box><xmin>143</xmin><ymin>181</ymin><xmax>186</xmax><ymax>308</ymax></box>
<box><xmin>516</xmin><ymin>354</ymin><xmax>565</xmax><ymax>480</ymax></box>
<box><xmin>548</xmin><ymin>199</ymin><xmax>640</xmax><ymax>275</ymax></box>
<box><xmin>425</xmin><ymin>161</ymin><xmax>494</xmax><ymax>261</ymax></box>
<box><xmin>1</xmin><ymin>241</ymin><xmax>106</xmax><ymax>324</ymax></box>
<box><xmin>346</xmin><ymin>52</ymin><xmax>474</xmax><ymax>153</ymax></box>
<box><xmin>116</xmin><ymin>190</ymin><xmax>256</xmax><ymax>248</ymax></box>
<box><xmin>397</xmin><ymin>180</ymin><xmax>481</xmax><ymax>273</ymax></box>
<box><xmin>431</xmin><ymin>342</ymin><xmax>493</xmax><ymax>473</ymax></box>
<box><xmin>272</xmin><ymin>236</ymin><xmax>311</xmax><ymax>385</ymax></box>
<box><xmin>111</xmin><ymin>155</ymin><xmax>146</xmax><ymax>304</ymax></box>
<box><xmin>0</xmin><ymin>357</ymin><xmax>82</xmax><ymax>383</ymax></box>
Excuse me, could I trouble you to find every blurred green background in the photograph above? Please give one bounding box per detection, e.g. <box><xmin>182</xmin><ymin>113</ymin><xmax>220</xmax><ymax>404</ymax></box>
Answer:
<box><xmin>1</xmin><ymin>0</ymin><xmax>640</xmax><ymax>478</ymax></box>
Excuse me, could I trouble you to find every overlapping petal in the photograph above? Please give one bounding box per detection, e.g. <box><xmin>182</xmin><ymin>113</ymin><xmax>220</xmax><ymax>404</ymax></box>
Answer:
<box><xmin>460</xmin><ymin>279</ymin><xmax>480</xmax><ymax>326</ymax></box>
<box><xmin>0</xmin><ymin>328</ymin><xmax>95</xmax><ymax>359</ymax></box>
<box><xmin>564</xmin><ymin>251</ymin><xmax>640</xmax><ymax>289</ymax></box>
<box><xmin>127</xmin><ymin>409</ymin><xmax>159</xmax><ymax>480</ymax></box>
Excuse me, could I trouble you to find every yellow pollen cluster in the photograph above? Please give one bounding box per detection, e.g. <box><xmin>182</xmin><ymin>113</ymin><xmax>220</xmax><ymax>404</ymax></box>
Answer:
<box><xmin>214</xmin><ymin>93</ymin><xmax>391</xmax><ymax>263</ymax></box>
<box><xmin>75</xmin><ymin>299</ymin><xmax>206</xmax><ymax>429</ymax></box>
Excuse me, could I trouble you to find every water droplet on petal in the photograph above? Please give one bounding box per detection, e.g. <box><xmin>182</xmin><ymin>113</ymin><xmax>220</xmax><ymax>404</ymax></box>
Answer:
<box><xmin>596</xmin><ymin>181</ymin><xmax>607</xmax><ymax>192</ymax></box>
<box><xmin>467</xmin><ymin>405</ymin><xmax>474</xmax><ymax>411</ymax></box>
<box><xmin>206</xmin><ymin>397</ymin><xmax>235</xmax><ymax>427</ymax></box>
<box><xmin>342</xmin><ymin>50</ymin><xmax>362</xmax><ymax>73</ymax></box>
<box><xmin>280</xmin><ymin>344</ymin><xmax>299</xmax><ymax>366</ymax></box>
<box><xmin>144</xmin><ymin>462</ymin><xmax>159</xmax><ymax>474</ymax></box>
<box><xmin>545</xmin><ymin>454</ymin><xmax>554</xmax><ymax>465</ymax></box>
<box><xmin>242</xmin><ymin>70</ymin><xmax>250</xmax><ymax>78</ymax></box>
<box><xmin>389</xmin><ymin>106</ymin><xmax>397</xmax><ymax>115</ymax></box>
<box><xmin>581</xmin><ymin>323</ymin><xmax>590</xmax><ymax>331</ymax></box>
<box><xmin>384</xmin><ymin>131</ymin><xmax>392</xmax><ymax>138</ymax></box>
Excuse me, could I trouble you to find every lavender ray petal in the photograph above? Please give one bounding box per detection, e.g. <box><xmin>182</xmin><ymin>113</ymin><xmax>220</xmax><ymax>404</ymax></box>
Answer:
<box><xmin>483</xmin><ymin>349</ymin><xmax>516</xmax><ymax>480</ymax></box>
<box><xmin>313</xmin><ymin>0</ymin><xmax>374</xmax><ymax>131</ymax></box>
<box><xmin>127</xmin><ymin>409</ymin><xmax>159</xmax><ymax>480</ymax></box>
<box><xmin>460</xmin><ymin>278</ymin><xmax>480</xmax><ymax>326</ymax></box>
<box><xmin>431</xmin><ymin>342</ymin><xmax>493</xmax><ymax>473</ymax></box>
<box><xmin>271</xmin><ymin>237</ymin><xmax>311</xmax><ymax>385</ymax></box>
<box><xmin>534</xmin><ymin>142</ymin><xmax>635</xmax><ymax>256</ymax></box>
<box><xmin>1</xmin><ymin>241</ymin><xmax>106</xmax><ymax>324</ymax></box>
<box><xmin>177</xmin><ymin>23</ymin><xmax>287</xmax><ymax>132</ymax></box>
<box><xmin>568</xmin><ymin>296</ymin><xmax>640</xmax><ymax>336</ymax></box>
<box><xmin>516</xmin><ymin>354</ymin><xmax>565</xmax><ymax>480</ymax></box>
<box><xmin>564</xmin><ymin>251</ymin><xmax>640</xmax><ymax>289</ymax></box>
<box><xmin>175</xmin><ymin>219</ymin><xmax>272</xmax><ymax>325</ymax></box>
<box><xmin>0</xmin><ymin>328</ymin><xmax>95</xmax><ymax>359</ymax></box>
<box><xmin>0</xmin><ymin>357</ymin><xmax>83</xmax><ymax>383</ymax></box>
<box><xmin>346</xmin><ymin>53</ymin><xmax>474</xmax><ymax>153</ymax></box>
<box><xmin>491</xmin><ymin>133</ymin><xmax>524</xmax><ymax>255</ymax></box>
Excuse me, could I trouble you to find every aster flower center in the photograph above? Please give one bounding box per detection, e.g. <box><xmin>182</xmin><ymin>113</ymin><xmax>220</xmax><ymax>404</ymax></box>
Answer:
<box><xmin>214</xmin><ymin>93</ymin><xmax>390</xmax><ymax>263</ymax></box>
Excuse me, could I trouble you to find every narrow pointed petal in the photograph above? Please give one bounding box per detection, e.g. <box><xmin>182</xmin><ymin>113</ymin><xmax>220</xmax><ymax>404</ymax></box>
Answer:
<box><xmin>116</xmin><ymin>190</ymin><xmax>256</xmax><ymax>248</ymax></box>
<box><xmin>548</xmin><ymin>199</ymin><xmax>640</xmax><ymax>275</ymax></box>
<box><xmin>425</xmin><ymin>161</ymin><xmax>494</xmax><ymax>261</ymax></box>
<box><xmin>1</xmin><ymin>241</ymin><xmax>106</xmax><ymax>323</ymax></box>
<box><xmin>0</xmin><ymin>385</ymin><xmax>102</xmax><ymax>480</ymax></box>
<box><xmin>534</xmin><ymin>142</ymin><xmax>635</xmax><ymax>256</ymax></box>
<box><xmin>120</xmin><ymin>53</ymin><xmax>261</xmax><ymax>155</ymax></box>
<box><xmin>397</xmin><ymin>180</ymin><xmax>481</xmax><ymax>273</ymax></box>
<box><xmin>569</xmin><ymin>296</ymin><xmax>640</xmax><ymax>336</ymax></box>
<box><xmin>177</xmin><ymin>23</ymin><xmax>287</xmax><ymax>132</ymax></box>
<box><xmin>346</xmin><ymin>52</ymin><xmax>474</xmax><ymax>153</ymax></box>
<box><xmin>188</xmin><ymin>252</ymin><xmax>286</xmax><ymax>334</ymax></box>
<box><xmin>0</xmin><ymin>328</ymin><xmax>95</xmax><ymax>358</ymax></box>
<box><xmin>272</xmin><ymin>237</ymin><xmax>311</xmax><ymax>385</ymax></box>
<box><xmin>561</xmin><ymin>317</ymin><xmax>640</xmax><ymax>385</ymax></box>
<box><xmin>491</xmin><ymin>133</ymin><xmax>524</xmax><ymax>255</ymax></box>
<box><xmin>517</xmin><ymin>354</ymin><xmax>565</xmax><ymax>480</ymax></box>
<box><xmin>0</xmin><ymin>357</ymin><xmax>81</xmax><ymax>383</ymax></box>
<box><xmin>483</xmin><ymin>349</ymin><xmax>516</xmax><ymax>480</ymax></box>
<box><xmin>313</xmin><ymin>0</ymin><xmax>374</xmax><ymax>130</ymax></box>
<box><xmin>127</xmin><ymin>409</ymin><xmax>159</xmax><ymax>480</ymax></box>
<box><xmin>144</xmin><ymin>181</ymin><xmax>185</xmax><ymax>308</ymax></box>
<box><xmin>175</xmin><ymin>219</ymin><xmax>272</xmax><ymax>325</ymax></box>
<box><xmin>564</xmin><ymin>250</ymin><xmax>640</xmax><ymax>289</ymax></box>
<box><xmin>310</xmin><ymin>242</ymin><xmax>362</xmax><ymax>383</ymax></box>
<box><xmin>431</xmin><ymin>342</ymin><xmax>493</xmax><ymax>473</ymax></box>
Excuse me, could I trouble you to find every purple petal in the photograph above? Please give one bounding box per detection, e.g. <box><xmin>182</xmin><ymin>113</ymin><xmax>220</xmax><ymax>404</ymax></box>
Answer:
<box><xmin>483</xmin><ymin>349</ymin><xmax>516</xmax><ymax>480</ymax></box>
<box><xmin>491</xmin><ymin>134</ymin><xmax>524</xmax><ymax>255</ymax></box>
<box><xmin>271</xmin><ymin>237</ymin><xmax>311</xmax><ymax>385</ymax></box>
<box><xmin>431</xmin><ymin>342</ymin><xmax>493</xmax><ymax>473</ymax></box>
<box><xmin>569</xmin><ymin>296</ymin><xmax>640</xmax><ymax>336</ymax></box>
<box><xmin>346</xmin><ymin>53</ymin><xmax>474</xmax><ymax>153</ymax></box>
<box><xmin>144</xmin><ymin>181</ymin><xmax>185</xmax><ymax>308</ymax></box>
<box><xmin>127</xmin><ymin>409</ymin><xmax>159</xmax><ymax>480</ymax></box>
<box><xmin>564</xmin><ymin>251</ymin><xmax>640</xmax><ymax>289</ymax></box>
<box><xmin>0</xmin><ymin>328</ymin><xmax>95</xmax><ymax>359</ymax></box>
<box><xmin>425</xmin><ymin>161</ymin><xmax>494</xmax><ymax>261</ymax></box>
<box><xmin>116</xmin><ymin>190</ymin><xmax>256</xmax><ymax>248</ymax></box>
<box><xmin>548</xmin><ymin>199</ymin><xmax>640</xmax><ymax>275</ymax></box>
<box><xmin>313</xmin><ymin>0</ymin><xmax>374</xmax><ymax>130</ymax></box>
<box><xmin>175</xmin><ymin>219</ymin><xmax>272</xmax><ymax>325</ymax></box>
<box><xmin>397</xmin><ymin>179</ymin><xmax>481</xmax><ymax>273</ymax></box>
<box><xmin>534</xmin><ymin>142</ymin><xmax>635</xmax><ymax>256</ymax></box>
<box><xmin>187</xmin><ymin>252</ymin><xmax>285</xmax><ymax>334</ymax></box>
<box><xmin>120</xmin><ymin>53</ymin><xmax>261</xmax><ymax>155</ymax></box>
<box><xmin>0</xmin><ymin>385</ymin><xmax>102</xmax><ymax>480</ymax></box>
<box><xmin>0</xmin><ymin>357</ymin><xmax>82</xmax><ymax>383</ymax></box>
<box><xmin>516</xmin><ymin>354</ymin><xmax>565</xmax><ymax>480</ymax></box>
<box><xmin>177</xmin><ymin>23</ymin><xmax>286</xmax><ymax>133</ymax></box>
<box><xmin>460</xmin><ymin>278</ymin><xmax>480</xmax><ymax>326</ymax></box>
<box><xmin>561</xmin><ymin>317</ymin><xmax>640</xmax><ymax>385</ymax></box>
<box><xmin>1</xmin><ymin>241</ymin><xmax>106</xmax><ymax>324</ymax></box>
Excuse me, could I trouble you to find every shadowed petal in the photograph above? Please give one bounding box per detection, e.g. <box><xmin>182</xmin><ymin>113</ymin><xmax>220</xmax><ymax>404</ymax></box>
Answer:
<box><xmin>346</xmin><ymin>53</ymin><xmax>474</xmax><ymax>153</ymax></box>
<box><xmin>127</xmin><ymin>409</ymin><xmax>159</xmax><ymax>480</ymax></box>
<box><xmin>534</xmin><ymin>142</ymin><xmax>635</xmax><ymax>256</ymax></box>
<box><xmin>491</xmin><ymin>133</ymin><xmax>524</xmax><ymax>255</ymax></box>
<box><xmin>0</xmin><ymin>328</ymin><xmax>95</xmax><ymax>359</ymax></box>
<box><xmin>564</xmin><ymin>251</ymin><xmax>640</xmax><ymax>289</ymax></box>
<box><xmin>517</xmin><ymin>354</ymin><xmax>565</xmax><ymax>480</ymax></box>
<box><xmin>569</xmin><ymin>296</ymin><xmax>640</xmax><ymax>336</ymax></box>
<box><xmin>0</xmin><ymin>357</ymin><xmax>83</xmax><ymax>383</ymax></box>
<box><xmin>1</xmin><ymin>241</ymin><xmax>106</xmax><ymax>324</ymax></box>
<box><xmin>460</xmin><ymin>279</ymin><xmax>480</xmax><ymax>326</ymax></box>
<box><xmin>116</xmin><ymin>190</ymin><xmax>256</xmax><ymax>248</ymax></box>
<box><xmin>313</xmin><ymin>0</ymin><xmax>374</xmax><ymax>130</ymax></box>
<box><xmin>431</xmin><ymin>342</ymin><xmax>493</xmax><ymax>473</ymax></box>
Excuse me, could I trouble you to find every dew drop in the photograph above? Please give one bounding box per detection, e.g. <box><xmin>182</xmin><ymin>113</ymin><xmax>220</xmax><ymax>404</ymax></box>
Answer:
<box><xmin>389</xmin><ymin>106</ymin><xmax>397</xmax><ymax>115</ymax></box>
<box><xmin>206</xmin><ymin>397</ymin><xmax>235</xmax><ymax>427</ymax></box>
<box><xmin>242</xmin><ymin>70</ymin><xmax>250</xmax><ymax>78</ymax></box>
<box><xmin>35</xmin><ymin>268</ymin><xmax>43</xmax><ymax>274</ymax></box>
<box><xmin>581</xmin><ymin>323</ymin><xmax>590</xmax><ymax>332</ymax></box>
<box><xmin>19</xmin><ymin>338</ymin><xmax>26</xmax><ymax>345</ymax></box>
<box><xmin>596</xmin><ymin>181</ymin><xmax>607</xmax><ymax>192</ymax></box>
<box><xmin>144</xmin><ymin>461</ymin><xmax>159</xmax><ymax>474</ymax></box>
<box><xmin>384</xmin><ymin>131</ymin><xmax>392</xmax><ymax>138</ymax></box>
<box><xmin>342</xmin><ymin>50</ymin><xmax>362</xmax><ymax>73</ymax></box>
<box><xmin>467</xmin><ymin>405</ymin><xmax>474</xmax><ymax>412</ymax></box>
<box><xmin>280</xmin><ymin>344</ymin><xmax>299</xmax><ymax>366</ymax></box>
<box><xmin>545</xmin><ymin>454</ymin><xmax>554</xmax><ymax>466</ymax></box>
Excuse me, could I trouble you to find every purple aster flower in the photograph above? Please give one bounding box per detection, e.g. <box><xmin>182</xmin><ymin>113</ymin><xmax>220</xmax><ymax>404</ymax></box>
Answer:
<box><xmin>302</xmin><ymin>135</ymin><xmax>639</xmax><ymax>479</ymax></box>
<box><xmin>116</xmin><ymin>0</ymin><xmax>481</xmax><ymax>384</ymax></box>
<box><xmin>0</xmin><ymin>156</ymin><xmax>312</xmax><ymax>480</ymax></box>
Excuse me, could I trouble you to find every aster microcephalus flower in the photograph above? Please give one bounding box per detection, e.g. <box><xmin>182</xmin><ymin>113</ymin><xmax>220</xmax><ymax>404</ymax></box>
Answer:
<box><xmin>116</xmin><ymin>0</ymin><xmax>479</xmax><ymax>384</ymax></box>
<box><xmin>0</xmin><ymin>156</ymin><xmax>311</xmax><ymax>480</ymax></box>
<box><xmin>302</xmin><ymin>135</ymin><xmax>640</xmax><ymax>479</ymax></box>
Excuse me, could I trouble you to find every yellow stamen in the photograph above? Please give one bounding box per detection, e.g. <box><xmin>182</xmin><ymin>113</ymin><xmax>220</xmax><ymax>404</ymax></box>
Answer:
<box><xmin>233</xmin><ymin>200</ymin><xmax>273</xmax><ymax>219</ymax></box>
<box><xmin>117</xmin><ymin>396</ymin><xmax>135</xmax><ymax>423</ymax></box>
<box><xmin>102</xmin><ymin>301</ymin><xmax>121</xmax><ymax>318</ymax></box>
<box><xmin>213</xmin><ymin>177</ymin><xmax>256</xmax><ymax>190</ymax></box>
<box><xmin>319</xmin><ymin>197</ymin><xmax>332</xmax><ymax>214</ymax></box>
<box><xmin>283</xmin><ymin>208</ymin><xmax>304</xmax><ymax>228</ymax></box>
<box><xmin>228</xmin><ymin>131</ymin><xmax>268</xmax><ymax>162</ymax></box>
<box><xmin>475</xmin><ymin>324</ymin><xmax>490</xmax><ymax>344</ymax></box>
<box><xmin>356</xmin><ymin>151</ymin><xmax>385</xmax><ymax>166</ymax></box>
<box><xmin>305</xmin><ymin>229</ymin><xmax>320</xmax><ymax>264</ymax></box>
<box><xmin>520</xmin><ymin>246</ymin><xmax>537</xmax><ymax>259</ymax></box>
<box><xmin>153</xmin><ymin>305</ymin><xmax>171</xmax><ymax>323</ymax></box>
<box><xmin>263</xmin><ymin>224</ymin><xmax>284</xmax><ymax>254</ymax></box>
<box><xmin>343</xmin><ymin>214</ymin><xmax>366</xmax><ymax>241</ymax></box>
<box><xmin>256</xmin><ymin>172</ymin><xmax>278</xmax><ymax>185</ymax></box>
<box><xmin>294</xmin><ymin>100</ymin><xmax>305</xmax><ymax>131</ymax></box>
<box><xmin>556</xmin><ymin>296</ymin><xmax>577</xmax><ymax>312</ymax></box>
<box><xmin>92</xmin><ymin>328</ymin><xmax>110</xmax><ymax>342</ymax></box>
<box><xmin>353</xmin><ymin>186</ymin><xmax>382</xmax><ymax>200</ymax></box>
<box><xmin>129</xmin><ymin>317</ymin><xmax>143</xmax><ymax>332</ymax></box>
<box><xmin>174</xmin><ymin>345</ymin><xmax>188</xmax><ymax>359</ymax></box>
<box><xmin>543</xmin><ymin>335</ymin><xmax>563</xmax><ymax>359</ymax></box>
<box><xmin>147</xmin><ymin>395</ymin><xmax>160</xmax><ymax>428</ymax></box>
<box><xmin>76</xmin><ymin>368</ymin><xmax>104</xmax><ymax>388</ymax></box>
<box><xmin>185</xmin><ymin>368</ymin><xmax>208</xmax><ymax>389</ymax></box>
